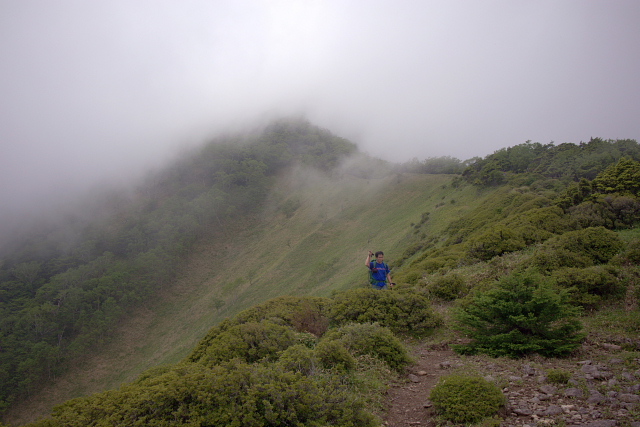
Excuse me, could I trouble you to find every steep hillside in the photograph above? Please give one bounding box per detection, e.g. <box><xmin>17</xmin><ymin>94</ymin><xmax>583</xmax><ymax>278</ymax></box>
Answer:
<box><xmin>6</xmin><ymin>135</ymin><xmax>640</xmax><ymax>426</ymax></box>
<box><xmin>5</xmin><ymin>168</ymin><xmax>488</xmax><ymax>425</ymax></box>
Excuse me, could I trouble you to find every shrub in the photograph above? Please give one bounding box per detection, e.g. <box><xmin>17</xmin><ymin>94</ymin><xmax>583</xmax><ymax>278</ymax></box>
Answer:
<box><xmin>547</xmin><ymin>227</ymin><xmax>624</xmax><ymax>264</ymax></box>
<box><xmin>467</xmin><ymin>227</ymin><xmax>526</xmax><ymax>261</ymax></box>
<box><xmin>425</xmin><ymin>273</ymin><xmax>466</xmax><ymax>301</ymax></box>
<box><xmin>546</xmin><ymin>369</ymin><xmax>571</xmax><ymax>384</ymax></box>
<box><xmin>276</xmin><ymin>344</ymin><xmax>318</xmax><ymax>375</ymax></box>
<box><xmin>230</xmin><ymin>295</ymin><xmax>332</xmax><ymax>332</ymax></box>
<box><xmin>200</xmin><ymin>320</ymin><xmax>296</xmax><ymax>366</ymax></box>
<box><xmin>453</xmin><ymin>270</ymin><xmax>585</xmax><ymax>358</ymax></box>
<box><xmin>39</xmin><ymin>360</ymin><xmax>377</xmax><ymax>427</ymax></box>
<box><xmin>429</xmin><ymin>374</ymin><xmax>506</xmax><ymax>424</ymax></box>
<box><xmin>329</xmin><ymin>288</ymin><xmax>443</xmax><ymax>337</ymax></box>
<box><xmin>551</xmin><ymin>266</ymin><xmax>625</xmax><ymax>308</ymax></box>
<box><xmin>314</xmin><ymin>340</ymin><xmax>356</xmax><ymax>372</ymax></box>
<box><xmin>528</xmin><ymin>247</ymin><xmax>594</xmax><ymax>271</ymax></box>
<box><xmin>187</xmin><ymin>296</ymin><xmax>330</xmax><ymax>362</ymax></box>
<box><xmin>322</xmin><ymin>323</ymin><xmax>412</xmax><ymax>372</ymax></box>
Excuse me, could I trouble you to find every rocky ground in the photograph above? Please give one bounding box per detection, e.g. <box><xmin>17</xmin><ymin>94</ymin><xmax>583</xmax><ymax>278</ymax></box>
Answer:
<box><xmin>382</xmin><ymin>339</ymin><xmax>640</xmax><ymax>427</ymax></box>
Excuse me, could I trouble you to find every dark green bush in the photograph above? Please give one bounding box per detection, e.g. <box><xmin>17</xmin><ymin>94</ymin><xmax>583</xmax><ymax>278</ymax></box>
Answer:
<box><xmin>229</xmin><ymin>295</ymin><xmax>332</xmax><ymax>332</ymax></box>
<box><xmin>276</xmin><ymin>344</ymin><xmax>318</xmax><ymax>375</ymax></box>
<box><xmin>322</xmin><ymin>323</ymin><xmax>412</xmax><ymax>372</ymax></box>
<box><xmin>467</xmin><ymin>227</ymin><xmax>526</xmax><ymax>261</ymax></box>
<box><xmin>329</xmin><ymin>288</ymin><xmax>442</xmax><ymax>336</ymax></box>
<box><xmin>528</xmin><ymin>247</ymin><xmax>594</xmax><ymax>271</ymax></box>
<box><xmin>425</xmin><ymin>273</ymin><xmax>466</xmax><ymax>301</ymax></box>
<box><xmin>315</xmin><ymin>340</ymin><xmax>356</xmax><ymax>372</ymax></box>
<box><xmin>429</xmin><ymin>374</ymin><xmax>506</xmax><ymax>423</ymax></box>
<box><xmin>200</xmin><ymin>320</ymin><xmax>296</xmax><ymax>366</ymax></box>
<box><xmin>610</xmin><ymin>239</ymin><xmax>640</xmax><ymax>266</ymax></box>
<box><xmin>453</xmin><ymin>270</ymin><xmax>585</xmax><ymax>358</ymax></box>
<box><xmin>188</xmin><ymin>296</ymin><xmax>330</xmax><ymax>362</ymax></box>
<box><xmin>547</xmin><ymin>227</ymin><xmax>624</xmax><ymax>264</ymax></box>
<box><xmin>551</xmin><ymin>266</ymin><xmax>625</xmax><ymax>308</ymax></box>
<box><xmin>36</xmin><ymin>360</ymin><xmax>377</xmax><ymax>427</ymax></box>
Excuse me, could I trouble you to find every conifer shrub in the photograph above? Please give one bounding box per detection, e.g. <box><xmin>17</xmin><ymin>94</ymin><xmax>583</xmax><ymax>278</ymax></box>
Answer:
<box><xmin>452</xmin><ymin>270</ymin><xmax>585</xmax><ymax>358</ymax></box>
<box><xmin>429</xmin><ymin>374</ymin><xmax>506</xmax><ymax>424</ymax></box>
<box><xmin>322</xmin><ymin>323</ymin><xmax>412</xmax><ymax>372</ymax></box>
<box><xmin>329</xmin><ymin>288</ymin><xmax>443</xmax><ymax>336</ymax></box>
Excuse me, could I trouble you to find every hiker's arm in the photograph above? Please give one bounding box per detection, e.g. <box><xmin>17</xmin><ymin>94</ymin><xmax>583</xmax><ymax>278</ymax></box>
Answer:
<box><xmin>365</xmin><ymin>252</ymin><xmax>372</xmax><ymax>268</ymax></box>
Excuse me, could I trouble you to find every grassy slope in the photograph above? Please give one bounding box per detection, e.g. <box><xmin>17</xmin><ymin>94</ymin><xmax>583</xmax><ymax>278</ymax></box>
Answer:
<box><xmin>6</xmin><ymin>169</ymin><xmax>495</xmax><ymax>425</ymax></box>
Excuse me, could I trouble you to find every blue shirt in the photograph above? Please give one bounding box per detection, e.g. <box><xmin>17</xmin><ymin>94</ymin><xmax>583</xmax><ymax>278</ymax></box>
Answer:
<box><xmin>370</xmin><ymin>261</ymin><xmax>390</xmax><ymax>283</ymax></box>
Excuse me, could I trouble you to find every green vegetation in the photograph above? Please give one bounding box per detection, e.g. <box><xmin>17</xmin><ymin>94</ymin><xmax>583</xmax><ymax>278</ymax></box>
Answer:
<box><xmin>452</xmin><ymin>270</ymin><xmax>585</xmax><ymax>358</ymax></box>
<box><xmin>329</xmin><ymin>287</ymin><xmax>443</xmax><ymax>336</ymax></box>
<box><xmin>3</xmin><ymin>130</ymin><xmax>640</xmax><ymax>425</ymax></box>
<box><xmin>546</xmin><ymin>368</ymin><xmax>571</xmax><ymax>384</ymax></box>
<box><xmin>24</xmin><ymin>295</ymin><xmax>417</xmax><ymax>427</ymax></box>
<box><xmin>429</xmin><ymin>374</ymin><xmax>506</xmax><ymax>423</ymax></box>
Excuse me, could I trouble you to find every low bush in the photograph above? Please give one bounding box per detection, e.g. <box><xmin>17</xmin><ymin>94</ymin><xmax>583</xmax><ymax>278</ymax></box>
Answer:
<box><xmin>547</xmin><ymin>227</ymin><xmax>624</xmax><ymax>264</ymax></box>
<box><xmin>33</xmin><ymin>360</ymin><xmax>377</xmax><ymax>427</ymax></box>
<box><xmin>199</xmin><ymin>320</ymin><xmax>296</xmax><ymax>366</ymax></box>
<box><xmin>424</xmin><ymin>273</ymin><xmax>466</xmax><ymax>300</ymax></box>
<box><xmin>429</xmin><ymin>374</ymin><xmax>506</xmax><ymax>424</ymax></box>
<box><xmin>467</xmin><ymin>227</ymin><xmax>526</xmax><ymax>261</ymax></box>
<box><xmin>329</xmin><ymin>288</ymin><xmax>443</xmax><ymax>337</ymax></box>
<box><xmin>276</xmin><ymin>344</ymin><xmax>318</xmax><ymax>375</ymax></box>
<box><xmin>314</xmin><ymin>340</ymin><xmax>356</xmax><ymax>372</ymax></box>
<box><xmin>322</xmin><ymin>323</ymin><xmax>412</xmax><ymax>372</ymax></box>
<box><xmin>546</xmin><ymin>369</ymin><xmax>571</xmax><ymax>384</ymax></box>
<box><xmin>187</xmin><ymin>296</ymin><xmax>330</xmax><ymax>362</ymax></box>
<box><xmin>551</xmin><ymin>266</ymin><xmax>625</xmax><ymax>308</ymax></box>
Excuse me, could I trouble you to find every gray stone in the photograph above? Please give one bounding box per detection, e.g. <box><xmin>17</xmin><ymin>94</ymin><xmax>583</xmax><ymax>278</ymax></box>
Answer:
<box><xmin>581</xmin><ymin>421</ymin><xmax>617</xmax><ymax>427</ymax></box>
<box><xmin>564</xmin><ymin>387</ymin><xmax>584</xmax><ymax>398</ymax></box>
<box><xmin>539</xmin><ymin>385</ymin><xmax>557</xmax><ymax>395</ymax></box>
<box><xmin>619</xmin><ymin>393</ymin><xmax>640</xmax><ymax>403</ymax></box>
<box><xmin>622</xmin><ymin>371</ymin><xmax>635</xmax><ymax>381</ymax></box>
<box><xmin>513</xmin><ymin>406</ymin><xmax>533</xmax><ymax>416</ymax></box>
<box><xmin>602</xmin><ymin>343</ymin><xmax>622</xmax><ymax>351</ymax></box>
<box><xmin>587</xmin><ymin>390</ymin><xmax>605</xmax><ymax>404</ymax></box>
<box><xmin>543</xmin><ymin>405</ymin><xmax>563</xmax><ymax>416</ymax></box>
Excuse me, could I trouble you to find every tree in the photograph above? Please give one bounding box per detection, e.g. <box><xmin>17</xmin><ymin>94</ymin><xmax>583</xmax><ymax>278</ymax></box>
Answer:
<box><xmin>453</xmin><ymin>270</ymin><xmax>584</xmax><ymax>358</ymax></box>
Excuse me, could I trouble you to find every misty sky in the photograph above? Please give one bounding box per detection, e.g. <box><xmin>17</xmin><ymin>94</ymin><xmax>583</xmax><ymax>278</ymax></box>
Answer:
<box><xmin>2</xmin><ymin>1</ymin><xmax>640</xmax><ymax>221</ymax></box>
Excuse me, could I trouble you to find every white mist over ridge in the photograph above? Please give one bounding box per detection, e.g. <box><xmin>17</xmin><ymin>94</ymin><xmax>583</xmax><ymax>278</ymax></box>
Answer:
<box><xmin>1</xmin><ymin>1</ymin><xmax>639</xmax><ymax>231</ymax></box>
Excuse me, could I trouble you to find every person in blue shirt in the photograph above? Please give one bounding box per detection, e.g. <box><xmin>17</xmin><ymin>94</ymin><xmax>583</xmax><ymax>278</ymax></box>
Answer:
<box><xmin>365</xmin><ymin>251</ymin><xmax>394</xmax><ymax>289</ymax></box>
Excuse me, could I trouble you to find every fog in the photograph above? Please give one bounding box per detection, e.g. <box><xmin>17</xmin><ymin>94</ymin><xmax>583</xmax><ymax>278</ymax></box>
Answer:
<box><xmin>2</xmin><ymin>0</ymin><xmax>640</xmax><ymax>232</ymax></box>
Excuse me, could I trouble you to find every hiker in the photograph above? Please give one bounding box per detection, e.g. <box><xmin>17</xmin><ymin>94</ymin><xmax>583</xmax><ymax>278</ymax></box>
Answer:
<box><xmin>366</xmin><ymin>251</ymin><xmax>394</xmax><ymax>289</ymax></box>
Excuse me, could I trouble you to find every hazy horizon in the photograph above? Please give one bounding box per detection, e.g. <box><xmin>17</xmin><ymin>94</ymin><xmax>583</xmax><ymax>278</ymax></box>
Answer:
<box><xmin>2</xmin><ymin>1</ymin><xmax>639</xmax><ymax>228</ymax></box>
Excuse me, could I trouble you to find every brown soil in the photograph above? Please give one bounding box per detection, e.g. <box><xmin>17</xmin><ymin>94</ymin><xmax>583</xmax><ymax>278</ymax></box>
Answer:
<box><xmin>383</xmin><ymin>344</ymin><xmax>455</xmax><ymax>427</ymax></box>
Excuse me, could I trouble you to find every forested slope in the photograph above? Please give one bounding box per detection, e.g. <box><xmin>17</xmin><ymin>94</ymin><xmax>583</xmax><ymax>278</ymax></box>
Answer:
<box><xmin>0</xmin><ymin>118</ymin><xmax>362</xmax><ymax>416</ymax></box>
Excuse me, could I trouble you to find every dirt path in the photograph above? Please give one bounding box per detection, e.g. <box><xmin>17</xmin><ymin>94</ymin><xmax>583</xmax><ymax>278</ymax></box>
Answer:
<box><xmin>383</xmin><ymin>344</ymin><xmax>456</xmax><ymax>427</ymax></box>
